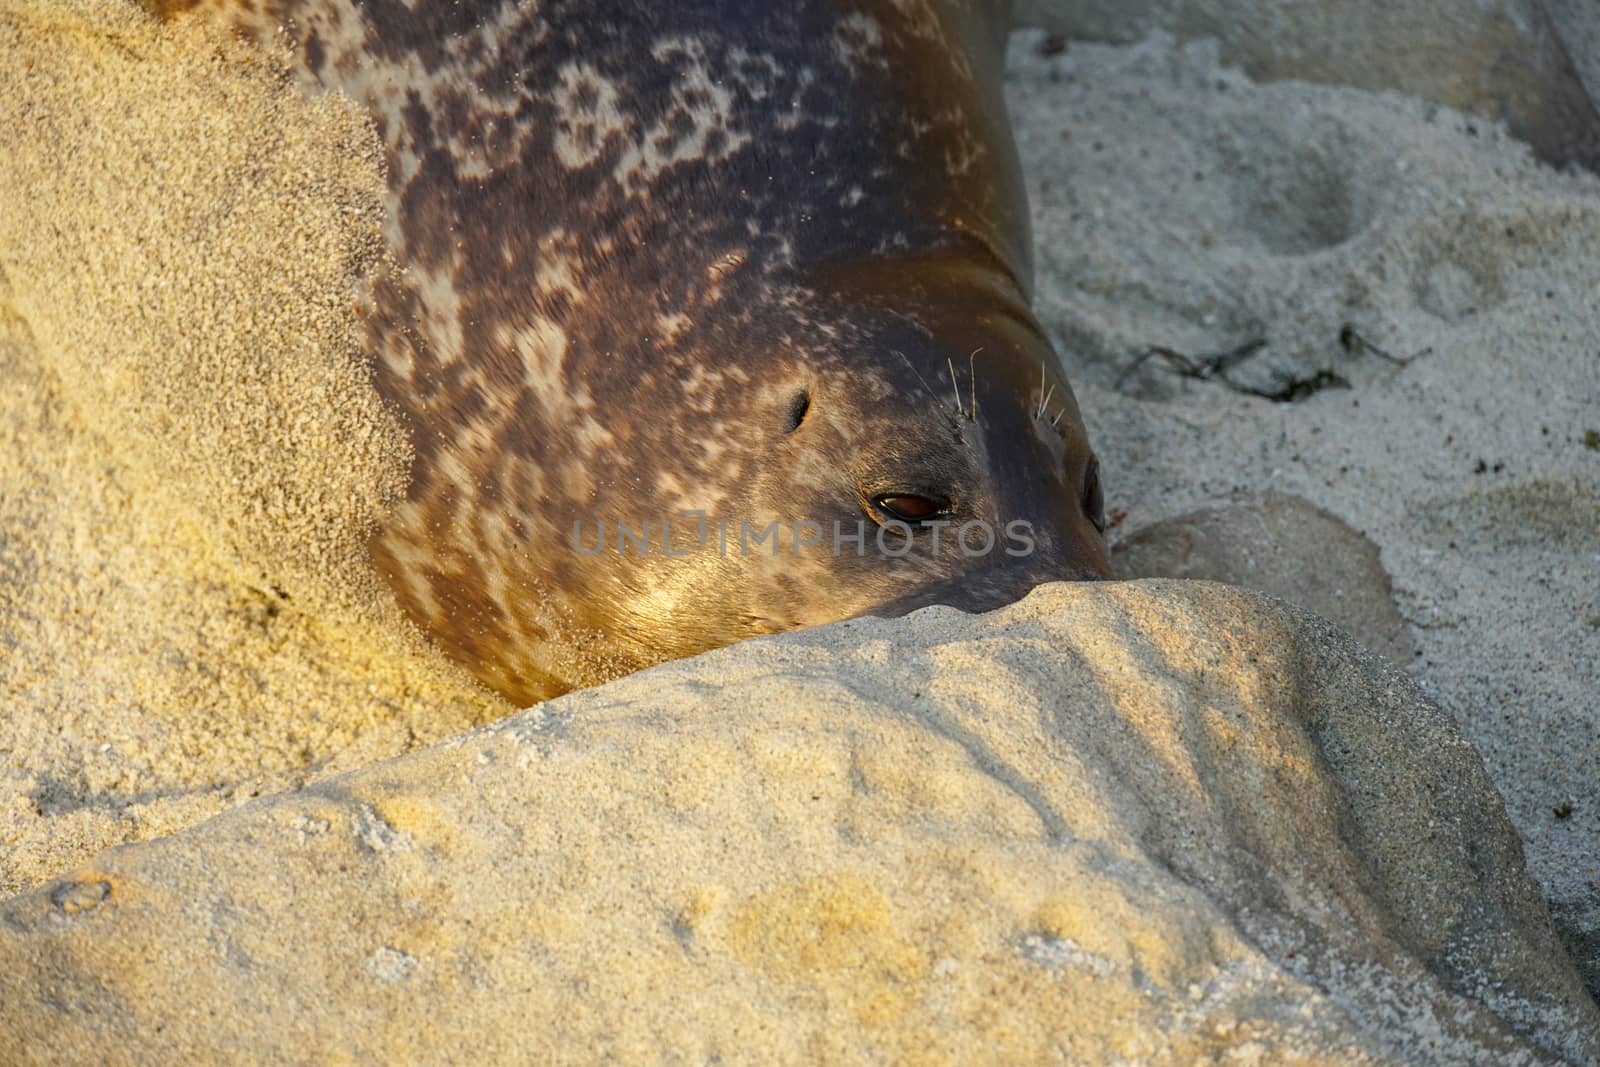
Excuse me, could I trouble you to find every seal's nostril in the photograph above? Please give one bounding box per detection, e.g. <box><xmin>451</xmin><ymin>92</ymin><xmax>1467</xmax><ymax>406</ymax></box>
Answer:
<box><xmin>784</xmin><ymin>388</ymin><xmax>811</xmax><ymax>434</ymax></box>
<box><xmin>1083</xmin><ymin>455</ymin><xmax>1106</xmax><ymax>533</ymax></box>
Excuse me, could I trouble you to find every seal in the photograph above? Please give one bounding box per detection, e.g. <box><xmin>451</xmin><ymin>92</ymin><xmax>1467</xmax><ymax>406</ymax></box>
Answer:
<box><xmin>149</xmin><ymin>0</ymin><xmax>1113</xmax><ymax>704</ymax></box>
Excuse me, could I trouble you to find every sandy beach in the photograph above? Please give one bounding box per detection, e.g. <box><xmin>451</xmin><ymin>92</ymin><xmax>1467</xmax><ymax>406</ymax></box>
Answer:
<box><xmin>0</xmin><ymin>0</ymin><xmax>1595</xmax><ymax>1055</ymax></box>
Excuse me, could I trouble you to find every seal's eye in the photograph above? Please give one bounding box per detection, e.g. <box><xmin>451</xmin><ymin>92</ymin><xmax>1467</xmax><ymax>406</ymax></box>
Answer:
<box><xmin>1082</xmin><ymin>455</ymin><xmax>1106</xmax><ymax>533</ymax></box>
<box><xmin>874</xmin><ymin>494</ymin><xmax>947</xmax><ymax>524</ymax></box>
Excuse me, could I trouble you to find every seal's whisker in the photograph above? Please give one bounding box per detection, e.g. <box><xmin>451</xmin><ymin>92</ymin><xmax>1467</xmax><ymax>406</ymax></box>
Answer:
<box><xmin>947</xmin><ymin>355</ymin><xmax>965</xmax><ymax>418</ymax></box>
<box><xmin>968</xmin><ymin>348</ymin><xmax>981</xmax><ymax>423</ymax></box>
<box><xmin>1036</xmin><ymin>362</ymin><xmax>1047</xmax><ymax>419</ymax></box>
<box><xmin>892</xmin><ymin>348</ymin><xmax>938</xmax><ymax>408</ymax></box>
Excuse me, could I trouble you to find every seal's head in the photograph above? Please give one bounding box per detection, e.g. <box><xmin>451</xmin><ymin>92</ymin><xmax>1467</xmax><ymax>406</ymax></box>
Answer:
<box><xmin>511</xmin><ymin>251</ymin><xmax>1112</xmax><ymax>697</ymax></box>
<box><xmin>368</xmin><ymin>238</ymin><xmax>1111</xmax><ymax>704</ymax></box>
<box><xmin>733</xmin><ymin>257</ymin><xmax>1112</xmax><ymax>627</ymax></box>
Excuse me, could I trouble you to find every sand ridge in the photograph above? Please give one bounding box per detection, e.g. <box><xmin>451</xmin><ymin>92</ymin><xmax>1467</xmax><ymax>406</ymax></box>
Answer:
<box><xmin>2</xmin><ymin>582</ymin><xmax>1594</xmax><ymax>1062</ymax></box>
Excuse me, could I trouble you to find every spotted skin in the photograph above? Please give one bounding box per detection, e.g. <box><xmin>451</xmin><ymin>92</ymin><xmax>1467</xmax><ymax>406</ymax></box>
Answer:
<box><xmin>151</xmin><ymin>0</ymin><xmax>1112</xmax><ymax>704</ymax></box>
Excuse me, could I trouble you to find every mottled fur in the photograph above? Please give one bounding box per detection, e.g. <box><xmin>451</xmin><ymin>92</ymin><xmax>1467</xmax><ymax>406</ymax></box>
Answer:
<box><xmin>151</xmin><ymin>0</ymin><xmax>1111</xmax><ymax>703</ymax></box>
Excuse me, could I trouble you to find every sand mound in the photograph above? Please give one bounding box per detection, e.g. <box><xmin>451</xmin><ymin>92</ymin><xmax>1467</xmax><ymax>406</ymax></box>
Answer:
<box><xmin>0</xmin><ymin>0</ymin><xmax>506</xmax><ymax>897</ymax></box>
<box><xmin>1</xmin><ymin>582</ymin><xmax>1593</xmax><ymax>1063</ymax></box>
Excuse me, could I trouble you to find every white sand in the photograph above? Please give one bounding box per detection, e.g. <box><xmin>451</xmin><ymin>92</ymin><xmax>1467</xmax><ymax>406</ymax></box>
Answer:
<box><xmin>1004</xmin><ymin>31</ymin><xmax>1600</xmax><ymax>984</ymax></box>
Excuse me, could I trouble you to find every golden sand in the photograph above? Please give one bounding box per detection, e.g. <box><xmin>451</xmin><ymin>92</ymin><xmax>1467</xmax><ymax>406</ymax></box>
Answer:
<box><xmin>0</xmin><ymin>0</ymin><xmax>507</xmax><ymax>896</ymax></box>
